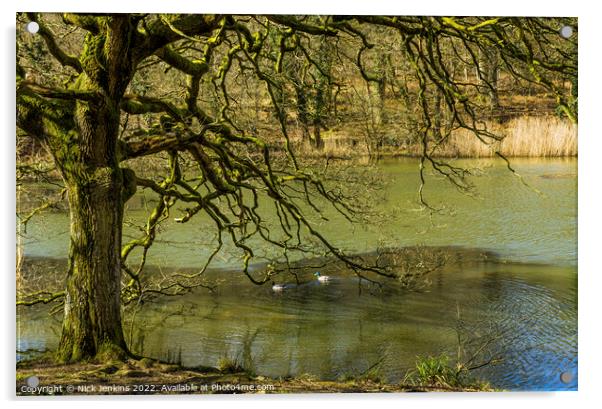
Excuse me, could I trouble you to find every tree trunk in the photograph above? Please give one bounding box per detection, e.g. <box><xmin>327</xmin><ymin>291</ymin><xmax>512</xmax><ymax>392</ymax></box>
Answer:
<box><xmin>295</xmin><ymin>84</ymin><xmax>312</xmax><ymax>145</ymax></box>
<box><xmin>54</xmin><ymin>95</ymin><xmax>135</xmax><ymax>362</ymax></box>
<box><xmin>312</xmin><ymin>84</ymin><xmax>325</xmax><ymax>150</ymax></box>
<box><xmin>52</xmin><ymin>16</ymin><xmax>137</xmax><ymax>362</ymax></box>
<box><xmin>375</xmin><ymin>56</ymin><xmax>387</xmax><ymax>125</ymax></box>
<box><xmin>57</xmin><ymin>168</ymin><xmax>129</xmax><ymax>362</ymax></box>
<box><xmin>54</xmin><ymin>95</ymin><xmax>133</xmax><ymax>362</ymax></box>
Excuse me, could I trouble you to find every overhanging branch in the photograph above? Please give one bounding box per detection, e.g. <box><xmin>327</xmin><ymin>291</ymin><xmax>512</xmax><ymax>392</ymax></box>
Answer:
<box><xmin>18</xmin><ymin>81</ymin><xmax>99</xmax><ymax>102</ymax></box>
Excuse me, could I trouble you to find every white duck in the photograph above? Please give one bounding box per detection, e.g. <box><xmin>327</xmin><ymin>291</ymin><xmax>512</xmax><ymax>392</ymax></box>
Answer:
<box><xmin>271</xmin><ymin>281</ymin><xmax>286</xmax><ymax>292</ymax></box>
<box><xmin>314</xmin><ymin>271</ymin><xmax>331</xmax><ymax>282</ymax></box>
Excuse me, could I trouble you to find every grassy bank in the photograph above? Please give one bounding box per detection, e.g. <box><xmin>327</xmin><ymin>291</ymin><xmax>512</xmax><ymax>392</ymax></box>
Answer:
<box><xmin>16</xmin><ymin>355</ymin><xmax>494</xmax><ymax>395</ymax></box>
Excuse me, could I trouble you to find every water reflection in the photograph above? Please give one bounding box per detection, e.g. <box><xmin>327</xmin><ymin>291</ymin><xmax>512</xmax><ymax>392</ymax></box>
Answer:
<box><xmin>17</xmin><ymin>259</ymin><xmax>577</xmax><ymax>391</ymax></box>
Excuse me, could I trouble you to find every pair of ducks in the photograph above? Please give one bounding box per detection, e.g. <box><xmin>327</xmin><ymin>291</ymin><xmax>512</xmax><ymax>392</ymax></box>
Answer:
<box><xmin>271</xmin><ymin>272</ymin><xmax>330</xmax><ymax>292</ymax></box>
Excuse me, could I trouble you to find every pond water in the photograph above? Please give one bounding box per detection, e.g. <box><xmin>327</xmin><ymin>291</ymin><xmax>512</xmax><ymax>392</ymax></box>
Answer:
<box><xmin>17</xmin><ymin>157</ymin><xmax>577</xmax><ymax>391</ymax></box>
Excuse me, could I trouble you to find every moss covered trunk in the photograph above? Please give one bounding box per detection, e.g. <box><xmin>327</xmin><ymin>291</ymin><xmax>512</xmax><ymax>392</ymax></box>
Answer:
<box><xmin>54</xmin><ymin>16</ymin><xmax>137</xmax><ymax>362</ymax></box>
<box><xmin>56</xmin><ymin>92</ymin><xmax>132</xmax><ymax>361</ymax></box>
<box><xmin>57</xmin><ymin>168</ymin><xmax>128</xmax><ymax>362</ymax></box>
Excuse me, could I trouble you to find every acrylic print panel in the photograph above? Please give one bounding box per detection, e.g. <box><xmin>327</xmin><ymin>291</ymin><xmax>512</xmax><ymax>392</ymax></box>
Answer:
<box><xmin>16</xmin><ymin>13</ymin><xmax>577</xmax><ymax>395</ymax></box>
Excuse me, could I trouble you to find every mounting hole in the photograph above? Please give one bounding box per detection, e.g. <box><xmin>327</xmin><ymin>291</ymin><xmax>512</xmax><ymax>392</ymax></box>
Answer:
<box><xmin>26</xmin><ymin>21</ymin><xmax>40</xmax><ymax>34</ymax></box>
<box><xmin>560</xmin><ymin>25</ymin><xmax>573</xmax><ymax>39</ymax></box>
<box><xmin>560</xmin><ymin>371</ymin><xmax>573</xmax><ymax>384</ymax></box>
<box><xmin>26</xmin><ymin>375</ymin><xmax>40</xmax><ymax>388</ymax></box>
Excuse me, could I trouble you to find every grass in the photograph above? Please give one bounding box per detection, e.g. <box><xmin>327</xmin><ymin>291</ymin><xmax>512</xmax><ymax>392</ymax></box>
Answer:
<box><xmin>403</xmin><ymin>354</ymin><xmax>492</xmax><ymax>391</ymax></box>
<box><xmin>216</xmin><ymin>355</ymin><xmax>248</xmax><ymax>374</ymax></box>
<box><xmin>338</xmin><ymin>358</ymin><xmax>385</xmax><ymax>384</ymax></box>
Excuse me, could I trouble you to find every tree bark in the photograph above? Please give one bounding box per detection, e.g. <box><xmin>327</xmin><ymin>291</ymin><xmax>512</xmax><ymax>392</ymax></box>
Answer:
<box><xmin>52</xmin><ymin>16</ymin><xmax>138</xmax><ymax>362</ymax></box>
<box><xmin>57</xmin><ymin>168</ymin><xmax>129</xmax><ymax>362</ymax></box>
<box><xmin>55</xmin><ymin>92</ymin><xmax>135</xmax><ymax>362</ymax></box>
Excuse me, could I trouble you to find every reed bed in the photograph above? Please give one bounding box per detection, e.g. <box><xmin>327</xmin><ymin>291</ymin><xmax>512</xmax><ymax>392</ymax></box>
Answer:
<box><xmin>439</xmin><ymin>116</ymin><xmax>577</xmax><ymax>158</ymax></box>
<box><xmin>305</xmin><ymin>115</ymin><xmax>577</xmax><ymax>158</ymax></box>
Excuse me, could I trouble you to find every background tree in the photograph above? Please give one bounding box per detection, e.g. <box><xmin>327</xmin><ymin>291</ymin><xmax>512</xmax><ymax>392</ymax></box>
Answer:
<box><xmin>16</xmin><ymin>14</ymin><xmax>577</xmax><ymax>363</ymax></box>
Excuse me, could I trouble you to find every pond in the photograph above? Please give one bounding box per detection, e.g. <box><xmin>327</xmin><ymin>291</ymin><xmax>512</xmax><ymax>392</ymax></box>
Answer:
<box><xmin>17</xmin><ymin>157</ymin><xmax>577</xmax><ymax>391</ymax></box>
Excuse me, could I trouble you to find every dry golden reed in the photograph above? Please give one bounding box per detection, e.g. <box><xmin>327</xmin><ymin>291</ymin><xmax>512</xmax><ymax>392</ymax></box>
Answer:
<box><xmin>431</xmin><ymin>116</ymin><xmax>577</xmax><ymax>158</ymax></box>
<box><xmin>310</xmin><ymin>115</ymin><xmax>577</xmax><ymax>158</ymax></box>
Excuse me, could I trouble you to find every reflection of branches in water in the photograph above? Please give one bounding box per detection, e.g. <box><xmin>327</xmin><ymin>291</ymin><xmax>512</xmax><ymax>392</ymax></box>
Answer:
<box><xmin>354</xmin><ymin>342</ymin><xmax>392</xmax><ymax>380</ymax></box>
<box><xmin>256</xmin><ymin>244</ymin><xmax>449</xmax><ymax>292</ymax></box>
<box><xmin>451</xmin><ymin>285</ymin><xmax>574</xmax><ymax>386</ymax></box>
<box><xmin>453</xmin><ymin>304</ymin><xmax>505</xmax><ymax>372</ymax></box>
<box><xmin>19</xmin><ymin>229</ymin><xmax>70</xmax><ymax>245</ymax></box>
<box><xmin>124</xmin><ymin>300</ymin><xmax>203</xmax><ymax>358</ymax></box>
<box><xmin>227</xmin><ymin>327</ymin><xmax>262</xmax><ymax>373</ymax></box>
<box><xmin>125</xmin><ymin>290</ymin><xmax>230</xmax><ymax>356</ymax></box>
<box><xmin>17</xmin><ymin>258</ymin><xmax>66</xmax><ymax>310</ymax></box>
<box><xmin>126</xmin><ymin>297</ymin><xmax>264</xmax><ymax>369</ymax></box>
<box><xmin>18</xmin><ymin>188</ymin><xmax>67</xmax><ymax>234</ymax></box>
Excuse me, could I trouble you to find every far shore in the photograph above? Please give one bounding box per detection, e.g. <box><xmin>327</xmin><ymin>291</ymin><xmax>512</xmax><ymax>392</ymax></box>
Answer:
<box><xmin>295</xmin><ymin>116</ymin><xmax>577</xmax><ymax>160</ymax></box>
<box><xmin>17</xmin><ymin>115</ymin><xmax>577</xmax><ymax>186</ymax></box>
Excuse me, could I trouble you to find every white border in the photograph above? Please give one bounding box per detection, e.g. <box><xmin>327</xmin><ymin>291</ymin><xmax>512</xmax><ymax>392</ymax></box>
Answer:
<box><xmin>8</xmin><ymin>0</ymin><xmax>582</xmax><ymax>16</ymax></box>
<box><xmin>3</xmin><ymin>1</ymin><xmax>601</xmax><ymax>408</ymax></box>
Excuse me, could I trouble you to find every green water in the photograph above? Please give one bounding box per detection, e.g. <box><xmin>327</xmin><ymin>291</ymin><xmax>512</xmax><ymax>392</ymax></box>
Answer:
<box><xmin>17</xmin><ymin>158</ymin><xmax>577</xmax><ymax>391</ymax></box>
<box><xmin>21</xmin><ymin>157</ymin><xmax>577</xmax><ymax>266</ymax></box>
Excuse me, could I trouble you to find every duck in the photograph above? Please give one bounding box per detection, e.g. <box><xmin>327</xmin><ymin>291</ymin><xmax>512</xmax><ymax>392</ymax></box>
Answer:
<box><xmin>271</xmin><ymin>281</ymin><xmax>286</xmax><ymax>292</ymax></box>
<box><xmin>313</xmin><ymin>271</ymin><xmax>331</xmax><ymax>282</ymax></box>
